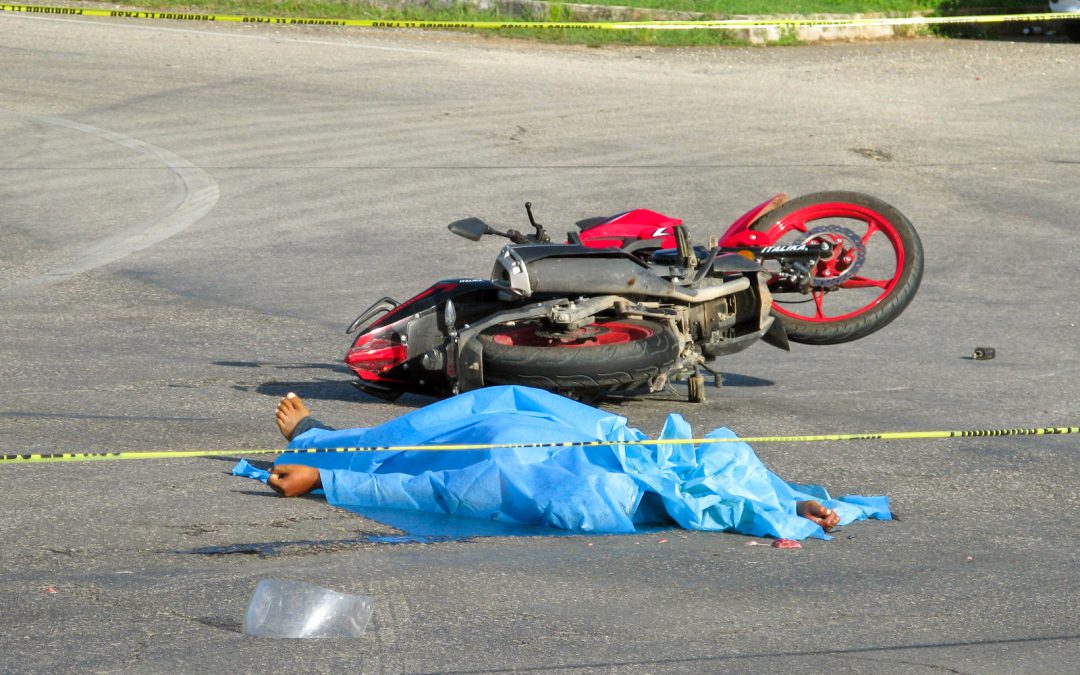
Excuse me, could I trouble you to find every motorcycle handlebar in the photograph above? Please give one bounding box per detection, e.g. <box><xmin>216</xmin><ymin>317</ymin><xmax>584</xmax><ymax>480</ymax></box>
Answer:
<box><xmin>505</xmin><ymin>229</ymin><xmax>530</xmax><ymax>244</ymax></box>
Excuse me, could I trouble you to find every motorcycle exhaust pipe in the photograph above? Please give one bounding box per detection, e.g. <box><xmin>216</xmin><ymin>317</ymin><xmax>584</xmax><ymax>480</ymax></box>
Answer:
<box><xmin>524</xmin><ymin>258</ymin><xmax>750</xmax><ymax>303</ymax></box>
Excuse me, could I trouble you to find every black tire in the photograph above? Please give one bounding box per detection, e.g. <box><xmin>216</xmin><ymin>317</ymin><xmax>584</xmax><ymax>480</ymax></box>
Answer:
<box><xmin>479</xmin><ymin>318</ymin><xmax>679</xmax><ymax>393</ymax></box>
<box><xmin>750</xmin><ymin>191</ymin><xmax>924</xmax><ymax>345</ymax></box>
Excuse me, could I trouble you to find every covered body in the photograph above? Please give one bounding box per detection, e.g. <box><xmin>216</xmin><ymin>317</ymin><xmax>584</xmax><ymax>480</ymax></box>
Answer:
<box><xmin>236</xmin><ymin>386</ymin><xmax>890</xmax><ymax>540</ymax></box>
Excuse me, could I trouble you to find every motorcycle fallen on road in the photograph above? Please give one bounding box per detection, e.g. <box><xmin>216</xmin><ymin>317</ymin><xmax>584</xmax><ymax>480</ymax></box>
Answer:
<box><xmin>344</xmin><ymin>191</ymin><xmax>923</xmax><ymax>402</ymax></box>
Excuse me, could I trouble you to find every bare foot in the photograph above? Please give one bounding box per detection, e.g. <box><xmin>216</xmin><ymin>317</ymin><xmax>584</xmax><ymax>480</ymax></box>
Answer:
<box><xmin>275</xmin><ymin>392</ymin><xmax>310</xmax><ymax>441</ymax></box>
<box><xmin>268</xmin><ymin>464</ymin><xmax>322</xmax><ymax>497</ymax></box>
<box><xmin>796</xmin><ymin>500</ymin><xmax>840</xmax><ymax>531</ymax></box>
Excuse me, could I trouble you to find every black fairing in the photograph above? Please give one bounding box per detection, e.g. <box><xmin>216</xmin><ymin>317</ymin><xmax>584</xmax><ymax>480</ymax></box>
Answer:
<box><xmin>362</xmin><ymin>279</ymin><xmax>501</xmax><ymax>334</ymax></box>
<box><xmin>509</xmin><ymin>242</ymin><xmax>649</xmax><ymax>268</ymax></box>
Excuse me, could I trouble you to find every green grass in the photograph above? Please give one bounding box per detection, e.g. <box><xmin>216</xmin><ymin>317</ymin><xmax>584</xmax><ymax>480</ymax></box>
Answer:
<box><xmin>97</xmin><ymin>0</ymin><xmax>945</xmax><ymax>18</ymax></box>
<box><xmin>102</xmin><ymin>0</ymin><xmax>755</xmax><ymax>45</ymax></box>
<box><xmin>94</xmin><ymin>0</ymin><xmax>1050</xmax><ymax>46</ymax></box>
<box><xmin>547</xmin><ymin>0</ymin><xmax>940</xmax><ymax>15</ymax></box>
<box><xmin>490</xmin><ymin>27</ymin><xmax>748</xmax><ymax>47</ymax></box>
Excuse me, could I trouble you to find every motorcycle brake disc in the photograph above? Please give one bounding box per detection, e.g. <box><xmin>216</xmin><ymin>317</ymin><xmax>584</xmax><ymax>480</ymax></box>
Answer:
<box><xmin>802</xmin><ymin>225</ymin><xmax>866</xmax><ymax>288</ymax></box>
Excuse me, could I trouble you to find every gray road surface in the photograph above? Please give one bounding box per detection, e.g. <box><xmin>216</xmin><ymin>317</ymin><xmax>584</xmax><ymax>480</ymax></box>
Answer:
<box><xmin>1</xmin><ymin>12</ymin><xmax>1079</xmax><ymax>673</ymax></box>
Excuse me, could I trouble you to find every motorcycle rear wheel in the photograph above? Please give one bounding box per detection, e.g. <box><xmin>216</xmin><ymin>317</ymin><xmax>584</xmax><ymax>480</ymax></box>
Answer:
<box><xmin>749</xmin><ymin>191</ymin><xmax>924</xmax><ymax>345</ymax></box>
<box><xmin>478</xmin><ymin>318</ymin><xmax>679</xmax><ymax>394</ymax></box>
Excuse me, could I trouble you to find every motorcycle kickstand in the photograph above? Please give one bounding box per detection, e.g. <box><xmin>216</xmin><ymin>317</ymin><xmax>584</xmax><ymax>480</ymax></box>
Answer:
<box><xmin>699</xmin><ymin>363</ymin><xmax>724</xmax><ymax>388</ymax></box>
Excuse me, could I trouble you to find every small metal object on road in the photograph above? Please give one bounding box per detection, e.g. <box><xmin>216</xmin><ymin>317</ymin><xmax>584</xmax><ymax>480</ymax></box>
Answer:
<box><xmin>972</xmin><ymin>347</ymin><xmax>996</xmax><ymax>360</ymax></box>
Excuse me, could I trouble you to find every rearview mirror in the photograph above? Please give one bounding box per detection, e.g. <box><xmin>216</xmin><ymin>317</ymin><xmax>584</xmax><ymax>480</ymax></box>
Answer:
<box><xmin>447</xmin><ymin>217</ymin><xmax>491</xmax><ymax>241</ymax></box>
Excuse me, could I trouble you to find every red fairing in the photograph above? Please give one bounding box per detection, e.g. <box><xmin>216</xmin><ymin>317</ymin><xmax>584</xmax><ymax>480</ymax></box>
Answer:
<box><xmin>577</xmin><ymin>196</ymin><xmax>790</xmax><ymax>250</ymax></box>
<box><xmin>577</xmin><ymin>209</ymin><xmax>682</xmax><ymax>249</ymax></box>
<box><xmin>719</xmin><ymin>194</ymin><xmax>789</xmax><ymax>246</ymax></box>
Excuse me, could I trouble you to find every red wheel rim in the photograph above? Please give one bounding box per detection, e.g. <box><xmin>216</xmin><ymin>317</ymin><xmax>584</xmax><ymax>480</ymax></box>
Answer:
<box><xmin>758</xmin><ymin>202</ymin><xmax>907</xmax><ymax>323</ymax></box>
<box><xmin>489</xmin><ymin>322</ymin><xmax>653</xmax><ymax>348</ymax></box>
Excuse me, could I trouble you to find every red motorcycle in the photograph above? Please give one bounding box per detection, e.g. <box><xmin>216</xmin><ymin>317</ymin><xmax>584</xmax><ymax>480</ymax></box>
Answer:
<box><xmin>345</xmin><ymin>191</ymin><xmax>923</xmax><ymax>402</ymax></box>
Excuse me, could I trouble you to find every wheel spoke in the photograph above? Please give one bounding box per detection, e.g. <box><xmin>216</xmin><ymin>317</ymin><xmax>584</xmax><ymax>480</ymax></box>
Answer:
<box><xmin>489</xmin><ymin>321</ymin><xmax>653</xmax><ymax>348</ymax></box>
<box><xmin>782</xmin><ymin>217</ymin><xmax>809</xmax><ymax>236</ymax></box>
<box><xmin>861</xmin><ymin>221</ymin><xmax>880</xmax><ymax>245</ymax></box>
<box><xmin>812</xmin><ymin>289</ymin><xmax>827</xmax><ymax>319</ymax></box>
<box><xmin>840</xmin><ymin>275</ymin><xmax>889</xmax><ymax>289</ymax></box>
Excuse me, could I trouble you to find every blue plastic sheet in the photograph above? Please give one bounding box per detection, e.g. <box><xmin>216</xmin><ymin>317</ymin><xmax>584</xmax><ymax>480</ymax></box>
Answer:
<box><xmin>233</xmin><ymin>385</ymin><xmax>890</xmax><ymax>539</ymax></box>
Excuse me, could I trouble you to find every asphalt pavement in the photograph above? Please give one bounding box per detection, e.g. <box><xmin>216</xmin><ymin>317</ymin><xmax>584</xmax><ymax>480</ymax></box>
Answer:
<box><xmin>1</xmin><ymin>12</ymin><xmax>1079</xmax><ymax>673</ymax></box>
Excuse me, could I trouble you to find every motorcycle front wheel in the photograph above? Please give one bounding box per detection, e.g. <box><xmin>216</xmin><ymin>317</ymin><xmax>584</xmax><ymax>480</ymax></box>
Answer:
<box><xmin>478</xmin><ymin>318</ymin><xmax>679</xmax><ymax>394</ymax></box>
<box><xmin>749</xmin><ymin>191</ymin><xmax>924</xmax><ymax>345</ymax></box>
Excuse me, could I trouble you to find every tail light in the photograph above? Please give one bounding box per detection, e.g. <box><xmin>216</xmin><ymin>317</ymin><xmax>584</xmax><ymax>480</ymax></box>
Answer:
<box><xmin>345</xmin><ymin>317</ymin><xmax>410</xmax><ymax>381</ymax></box>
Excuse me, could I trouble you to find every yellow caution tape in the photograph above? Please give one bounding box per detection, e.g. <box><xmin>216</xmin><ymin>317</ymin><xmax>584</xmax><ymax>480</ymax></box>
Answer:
<box><xmin>0</xmin><ymin>4</ymin><xmax>1074</xmax><ymax>30</ymax></box>
<box><xmin>2</xmin><ymin>425</ymin><xmax>1077</xmax><ymax>464</ymax></box>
